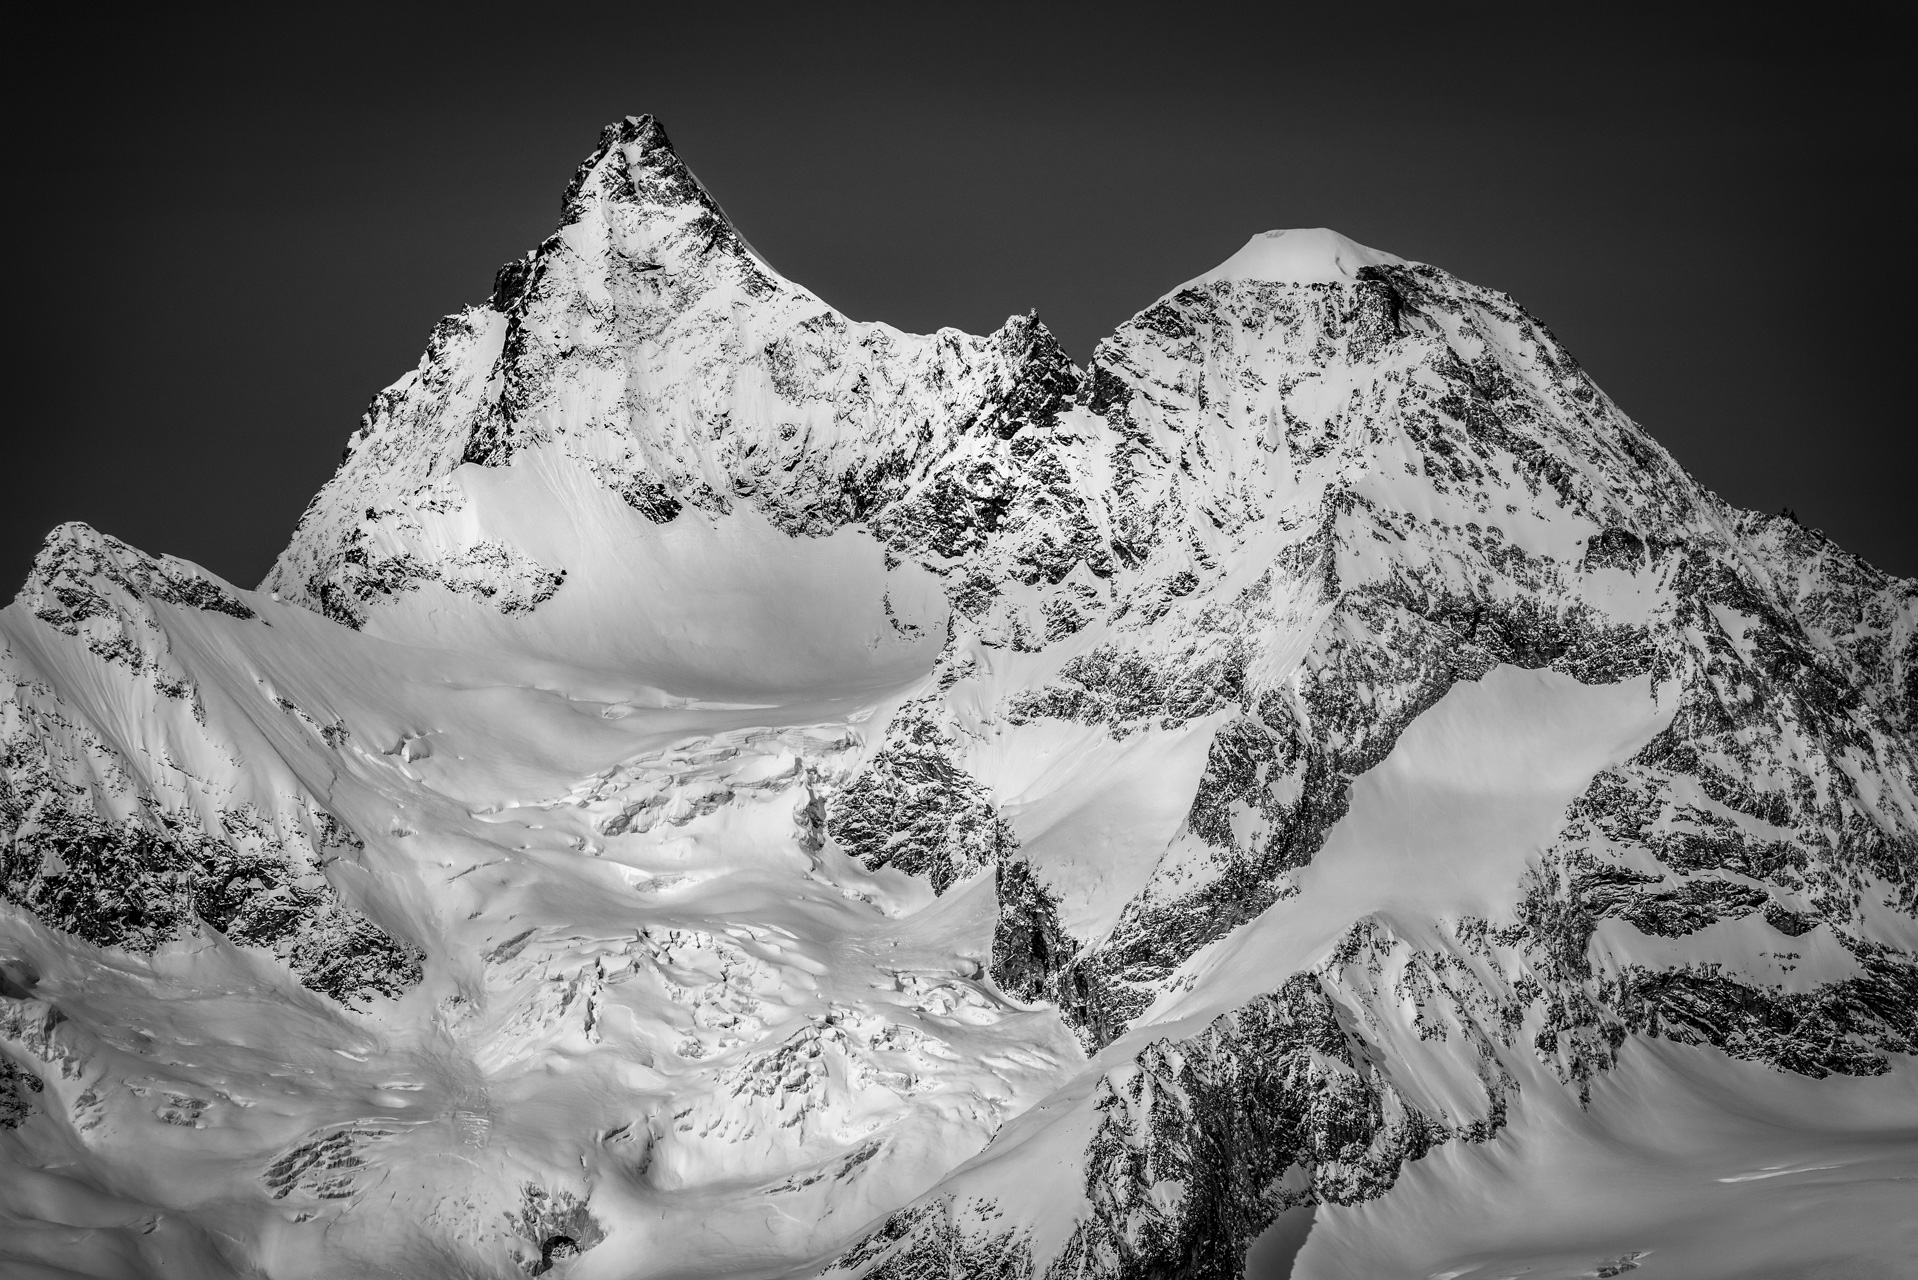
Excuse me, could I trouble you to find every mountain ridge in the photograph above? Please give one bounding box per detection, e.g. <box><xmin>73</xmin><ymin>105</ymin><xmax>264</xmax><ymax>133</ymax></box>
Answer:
<box><xmin>1</xmin><ymin>115</ymin><xmax>1913</xmax><ymax>1280</ymax></box>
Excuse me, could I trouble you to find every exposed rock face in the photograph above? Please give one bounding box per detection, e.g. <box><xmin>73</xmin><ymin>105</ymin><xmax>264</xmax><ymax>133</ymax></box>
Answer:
<box><xmin>265</xmin><ymin>116</ymin><xmax>1082</xmax><ymax>635</ymax></box>
<box><xmin>1</xmin><ymin>117</ymin><xmax>1911</xmax><ymax>1279</ymax></box>
<box><xmin>2</xmin><ymin>526</ymin><xmax>420</xmax><ymax>1007</ymax></box>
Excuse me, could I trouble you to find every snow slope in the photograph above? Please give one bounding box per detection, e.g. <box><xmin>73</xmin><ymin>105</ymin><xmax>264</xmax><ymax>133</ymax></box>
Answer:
<box><xmin>2</xmin><ymin>116</ymin><xmax>1914</xmax><ymax>1280</ymax></box>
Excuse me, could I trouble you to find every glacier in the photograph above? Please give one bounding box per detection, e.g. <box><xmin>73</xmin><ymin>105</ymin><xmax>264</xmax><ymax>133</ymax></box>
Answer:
<box><xmin>1</xmin><ymin>115</ymin><xmax>1913</xmax><ymax>1279</ymax></box>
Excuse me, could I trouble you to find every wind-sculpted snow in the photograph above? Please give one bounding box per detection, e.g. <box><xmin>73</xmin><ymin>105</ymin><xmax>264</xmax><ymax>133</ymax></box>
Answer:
<box><xmin>3</xmin><ymin>116</ymin><xmax>1914</xmax><ymax>1279</ymax></box>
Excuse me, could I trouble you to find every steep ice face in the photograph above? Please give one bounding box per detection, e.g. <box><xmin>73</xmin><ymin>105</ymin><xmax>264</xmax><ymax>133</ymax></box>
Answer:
<box><xmin>3</xmin><ymin>116</ymin><xmax>1915</xmax><ymax>1280</ymax></box>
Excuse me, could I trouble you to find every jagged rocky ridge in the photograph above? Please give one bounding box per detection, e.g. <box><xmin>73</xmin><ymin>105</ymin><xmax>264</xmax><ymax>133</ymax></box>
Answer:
<box><xmin>3</xmin><ymin>528</ymin><xmax>422</xmax><ymax>1006</ymax></box>
<box><xmin>1</xmin><ymin>116</ymin><xmax>1913</xmax><ymax>1279</ymax></box>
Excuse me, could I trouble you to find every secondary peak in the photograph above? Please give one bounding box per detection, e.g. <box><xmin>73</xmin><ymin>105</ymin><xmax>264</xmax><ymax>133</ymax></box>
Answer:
<box><xmin>1192</xmin><ymin>228</ymin><xmax>1405</xmax><ymax>286</ymax></box>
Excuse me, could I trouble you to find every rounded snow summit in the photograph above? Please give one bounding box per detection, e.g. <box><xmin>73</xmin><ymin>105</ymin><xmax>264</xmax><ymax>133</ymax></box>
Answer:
<box><xmin>1178</xmin><ymin>227</ymin><xmax>1408</xmax><ymax>292</ymax></box>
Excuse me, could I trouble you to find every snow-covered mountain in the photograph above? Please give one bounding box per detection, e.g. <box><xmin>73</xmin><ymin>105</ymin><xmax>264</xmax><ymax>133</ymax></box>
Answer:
<box><xmin>3</xmin><ymin>116</ymin><xmax>1914</xmax><ymax>1279</ymax></box>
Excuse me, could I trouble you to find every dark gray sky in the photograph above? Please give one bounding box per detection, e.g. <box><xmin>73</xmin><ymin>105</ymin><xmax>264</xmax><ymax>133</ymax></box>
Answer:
<box><xmin>11</xmin><ymin>2</ymin><xmax>1913</xmax><ymax>597</ymax></box>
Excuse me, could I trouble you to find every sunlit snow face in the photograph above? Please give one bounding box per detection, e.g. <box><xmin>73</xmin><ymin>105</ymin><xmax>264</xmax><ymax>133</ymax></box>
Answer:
<box><xmin>347</xmin><ymin>473</ymin><xmax>952</xmax><ymax>699</ymax></box>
